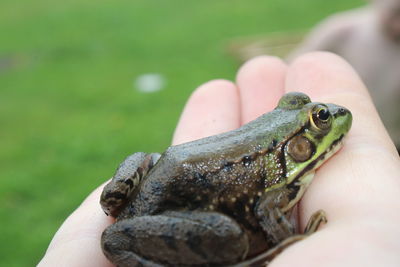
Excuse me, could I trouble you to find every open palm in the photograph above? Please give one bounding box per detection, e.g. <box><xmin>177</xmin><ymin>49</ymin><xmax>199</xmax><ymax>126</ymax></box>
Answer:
<box><xmin>39</xmin><ymin>52</ymin><xmax>400</xmax><ymax>267</ymax></box>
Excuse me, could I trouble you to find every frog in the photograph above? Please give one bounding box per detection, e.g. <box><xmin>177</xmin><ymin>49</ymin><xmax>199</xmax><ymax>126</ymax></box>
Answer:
<box><xmin>100</xmin><ymin>92</ymin><xmax>352</xmax><ymax>267</ymax></box>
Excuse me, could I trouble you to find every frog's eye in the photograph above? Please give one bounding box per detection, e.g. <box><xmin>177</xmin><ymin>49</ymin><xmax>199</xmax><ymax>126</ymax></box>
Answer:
<box><xmin>287</xmin><ymin>135</ymin><xmax>314</xmax><ymax>162</ymax></box>
<box><xmin>311</xmin><ymin>105</ymin><xmax>331</xmax><ymax>131</ymax></box>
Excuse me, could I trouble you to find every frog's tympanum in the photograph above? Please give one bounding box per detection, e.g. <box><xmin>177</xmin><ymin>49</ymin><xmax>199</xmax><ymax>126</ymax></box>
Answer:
<box><xmin>100</xmin><ymin>92</ymin><xmax>352</xmax><ymax>267</ymax></box>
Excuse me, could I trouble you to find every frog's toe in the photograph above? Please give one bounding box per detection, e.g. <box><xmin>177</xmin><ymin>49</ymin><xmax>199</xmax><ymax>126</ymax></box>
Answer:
<box><xmin>100</xmin><ymin>152</ymin><xmax>161</xmax><ymax>217</ymax></box>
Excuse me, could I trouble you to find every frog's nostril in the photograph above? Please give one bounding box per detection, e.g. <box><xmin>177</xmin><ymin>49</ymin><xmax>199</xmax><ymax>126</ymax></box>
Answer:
<box><xmin>338</xmin><ymin>108</ymin><xmax>347</xmax><ymax>115</ymax></box>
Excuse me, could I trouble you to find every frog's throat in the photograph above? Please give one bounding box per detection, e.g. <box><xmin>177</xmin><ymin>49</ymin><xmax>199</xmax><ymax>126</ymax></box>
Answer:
<box><xmin>281</xmin><ymin>137</ymin><xmax>344</xmax><ymax>212</ymax></box>
<box><xmin>281</xmin><ymin>172</ymin><xmax>314</xmax><ymax>213</ymax></box>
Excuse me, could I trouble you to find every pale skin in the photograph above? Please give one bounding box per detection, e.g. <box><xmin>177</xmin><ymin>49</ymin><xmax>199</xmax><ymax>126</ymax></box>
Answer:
<box><xmin>288</xmin><ymin>0</ymin><xmax>400</xmax><ymax>147</ymax></box>
<box><xmin>38</xmin><ymin>52</ymin><xmax>400</xmax><ymax>267</ymax></box>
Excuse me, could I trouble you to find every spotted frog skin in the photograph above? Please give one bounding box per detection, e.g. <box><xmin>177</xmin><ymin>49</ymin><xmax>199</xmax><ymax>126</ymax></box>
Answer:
<box><xmin>100</xmin><ymin>92</ymin><xmax>352</xmax><ymax>267</ymax></box>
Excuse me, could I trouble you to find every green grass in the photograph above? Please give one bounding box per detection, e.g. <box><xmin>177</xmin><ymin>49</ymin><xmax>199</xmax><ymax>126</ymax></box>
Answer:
<box><xmin>0</xmin><ymin>0</ymin><xmax>363</xmax><ymax>266</ymax></box>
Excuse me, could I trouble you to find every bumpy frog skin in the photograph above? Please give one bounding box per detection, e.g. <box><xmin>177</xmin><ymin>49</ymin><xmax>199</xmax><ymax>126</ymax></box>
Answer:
<box><xmin>100</xmin><ymin>92</ymin><xmax>352</xmax><ymax>267</ymax></box>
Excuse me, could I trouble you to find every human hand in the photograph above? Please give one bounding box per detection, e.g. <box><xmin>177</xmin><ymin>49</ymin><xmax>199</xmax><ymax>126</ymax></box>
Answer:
<box><xmin>38</xmin><ymin>52</ymin><xmax>400</xmax><ymax>267</ymax></box>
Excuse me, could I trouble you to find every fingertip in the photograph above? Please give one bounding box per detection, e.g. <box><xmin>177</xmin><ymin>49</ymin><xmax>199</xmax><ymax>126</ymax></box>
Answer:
<box><xmin>236</xmin><ymin>55</ymin><xmax>287</xmax><ymax>123</ymax></box>
<box><xmin>286</xmin><ymin>51</ymin><xmax>398</xmax><ymax>154</ymax></box>
<box><xmin>189</xmin><ymin>79</ymin><xmax>237</xmax><ymax>103</ymax></box>
<box><xmin>237</xmin><ymin>55</ymin><xmax>287</xmax><ymax>78</ymax></box>
<box><xmin>172</xmin><ymin>79</ymin><xmax>240</xmax><ymax>145</ymax></box>
<box><xmin>287</xmin><ymin>51</ymin><xmax>367</xmax><ymax>99</ymax></box>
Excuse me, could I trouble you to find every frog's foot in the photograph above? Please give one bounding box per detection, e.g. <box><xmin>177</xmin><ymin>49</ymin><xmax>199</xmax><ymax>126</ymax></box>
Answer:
<box><xmin>304</xmin><ymin>209</ymin><xmax>327</xmax><ymax>234</ymax></box>
<box><xmin>233</xmin><ymin>210</ymin><xmax>328</xmax><ymax>267</ymax></box>
<box><xmin>101</xmin><ymin>211</ymin><xmax>249</xmax><ymax>267</ymax></box>
<box><xmin>100</xmin><ymin>152</ymin><xmax>161</xmax><ymax>217</ymax></box>
<box><xmin>230</xmin><ymin>235</ymin><xmax>306</xmax><ymax>267</ymax></box>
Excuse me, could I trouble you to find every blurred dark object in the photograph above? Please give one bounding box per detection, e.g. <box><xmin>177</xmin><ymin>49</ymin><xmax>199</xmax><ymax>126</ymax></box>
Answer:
<box><xmin>227</xmin><ymin>32</ymin><xmax>304</xmax><ymax>61</ymax></box>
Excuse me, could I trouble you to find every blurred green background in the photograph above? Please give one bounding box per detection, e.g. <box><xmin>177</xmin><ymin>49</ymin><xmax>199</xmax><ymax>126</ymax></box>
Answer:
<box><xmin>0</xmin><ymin>0</ymin><xmax>363</xmax><ymax>266</ymax></box>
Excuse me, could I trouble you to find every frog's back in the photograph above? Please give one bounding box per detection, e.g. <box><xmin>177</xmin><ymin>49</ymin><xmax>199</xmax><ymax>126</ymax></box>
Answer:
<box><xmin>129</xmin><ymin>108</ymin><xmax>301</xmax><ymax>217</ymax></box>
<box><xmin>166</xmin><ymin>108</ymin><xmax>301</xmax><ymax>166</ymax></box>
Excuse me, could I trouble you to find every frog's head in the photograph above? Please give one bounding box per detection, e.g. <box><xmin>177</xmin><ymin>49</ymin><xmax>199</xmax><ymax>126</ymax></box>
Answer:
<box><xmin>270</xmin><ymin>92</ymin><xmax>352</xmax><ymax>206</ymax></box>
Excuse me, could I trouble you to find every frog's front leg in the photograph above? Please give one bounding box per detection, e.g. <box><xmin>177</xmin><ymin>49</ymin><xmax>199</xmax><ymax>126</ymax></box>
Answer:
<box><xmin>240</xmin><ymin>189</ymin><xmax>327</xmax><ymax>266</ymax></box>
<box><xmin>304</xmin><ymin>209</ymin><xmax>327</xmax><ymax>234</ymax></box>
<box><xmin>255</xmin><ymin>188</ymin><xmax>296</xmax><ymax>245</ymax></box>
<box><xmin>101</xmin><ymin>211</ymin><xmax>249</xmax><ymax>267</ymax></box>
<box><xmin>100</xmin><ymin>152</ymin><xmax>161</xmax><ymax>217</ymax></box>
<box><xmin>256</xmin><ymin>188</ymin><xmax>327</xmax><ymax>242</ymax></box>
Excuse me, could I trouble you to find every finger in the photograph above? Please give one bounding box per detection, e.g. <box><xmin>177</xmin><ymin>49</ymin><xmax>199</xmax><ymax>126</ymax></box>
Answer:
<box><xmin>236</xmin><ymin>56</ymin><xmax>287</xmax><ymax>124</ymax></box>
<box><xmin>172</xmin><ymin>79</ymin><xmax>240</xmax><ymax>145</ymax></box>
<box><xmin>285</xmin><ymin>51</ymin><xmax>396</xmax><ymax>153</ymax></box>
<box><xmin>285</xmin><ymin>52</ymin><xmax>400</xmax><ymax>227</ymax></box>
<box><xmin>38</xmin><ymin>183</ymin><xmax>114</xmax><ymax>267</ymax></box>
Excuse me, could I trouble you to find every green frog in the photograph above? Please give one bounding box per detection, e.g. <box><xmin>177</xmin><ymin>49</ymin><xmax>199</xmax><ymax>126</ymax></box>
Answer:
<box><xmin>100</xmin><ymin>92</ymin><xmax>352</xmax><ymax>267</ymax></box>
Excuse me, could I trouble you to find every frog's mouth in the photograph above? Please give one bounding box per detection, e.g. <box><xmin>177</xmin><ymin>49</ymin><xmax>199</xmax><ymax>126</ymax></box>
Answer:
<box><xmin>309</xmin><ymin>134</ymin><xmax>344</xmax><ymax>174</ymax></box>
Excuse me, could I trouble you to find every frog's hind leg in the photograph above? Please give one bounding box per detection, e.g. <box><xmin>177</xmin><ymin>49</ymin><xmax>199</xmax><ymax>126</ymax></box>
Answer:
<box><xmin>100</xmin><ymin>152</ymin><xmax>161</xmax><ymax>217</ymax></box>
<box><xmin>101</xmin><ymin>211</ymin><xmax>249</xmax><ymax>267</ymax></box>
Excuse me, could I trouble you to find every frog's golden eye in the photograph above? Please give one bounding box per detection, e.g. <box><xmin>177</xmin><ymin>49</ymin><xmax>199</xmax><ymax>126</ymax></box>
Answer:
<box><xmin>287</xmin><ymin>135</ymin><xmax>314</xmax><ymax>162</ymax></box>
<box><xmin>311</xmin><ymin>105</ymin><xmax>331</xmax><ymax>130</ymax></box>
